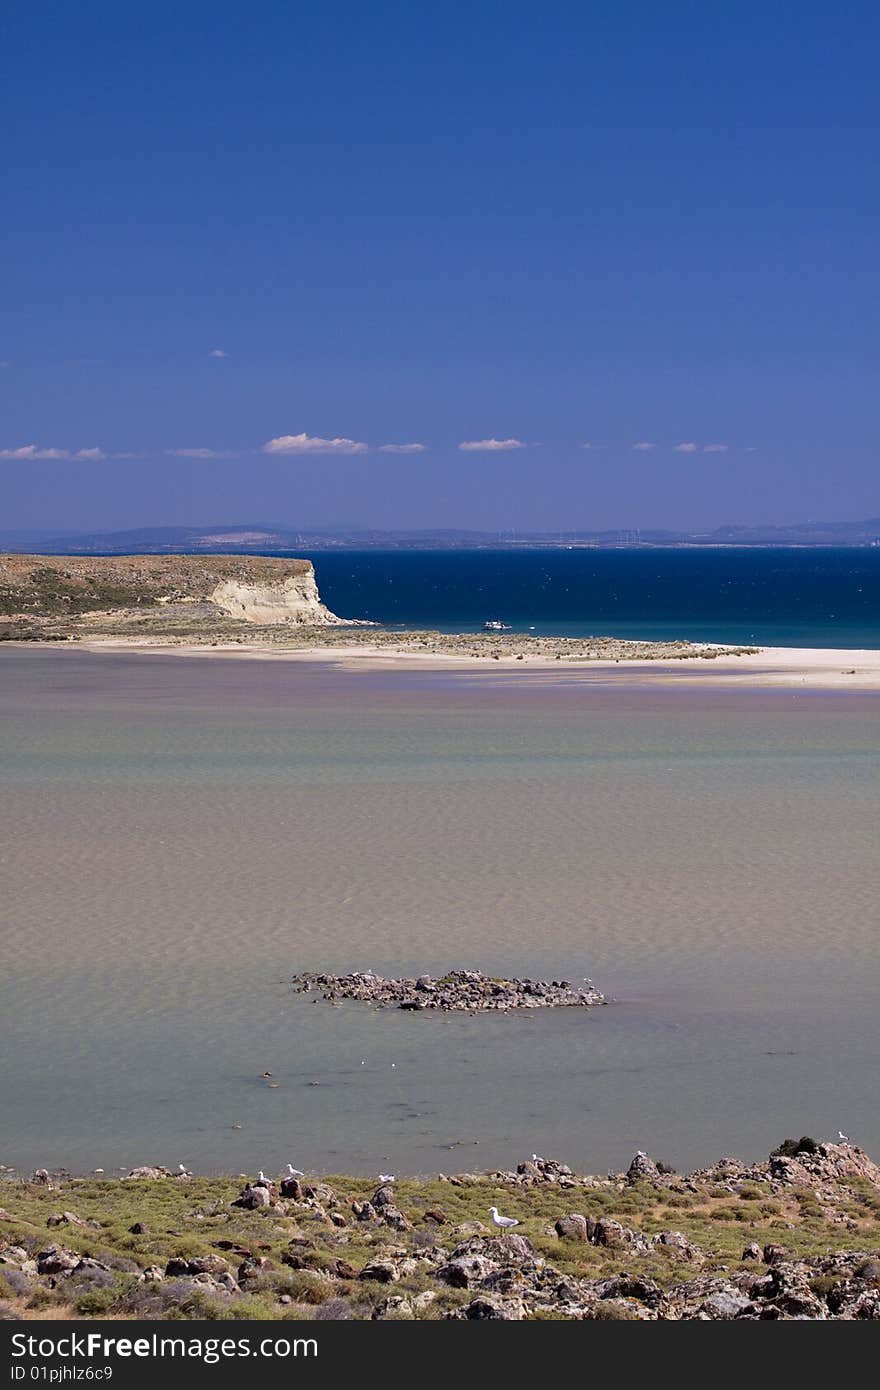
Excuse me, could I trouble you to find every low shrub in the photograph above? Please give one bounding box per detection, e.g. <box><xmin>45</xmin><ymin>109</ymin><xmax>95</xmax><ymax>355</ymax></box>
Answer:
<box><xmin>772</xmin><ymin>1136</ymin><xmax>819</xmax><ymax>1158</ymax></box>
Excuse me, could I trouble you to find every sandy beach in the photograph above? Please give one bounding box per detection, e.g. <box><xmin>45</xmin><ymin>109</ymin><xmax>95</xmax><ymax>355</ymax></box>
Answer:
<box><xmin>60</xmin><ymin>636</ymin><xmax>880</xmax><ymax>690</ymax></box>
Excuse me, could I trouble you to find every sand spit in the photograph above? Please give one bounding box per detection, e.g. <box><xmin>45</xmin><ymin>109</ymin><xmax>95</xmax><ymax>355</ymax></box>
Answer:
<box><xmin>6</xmin><ymin>629</ymin><xmax>880</xmax><ymax>689</ymax></box>
<box><xmin>292</xmin><ymin>969</ymin><xmax>607</xmax><ymax>1012</ymax></box>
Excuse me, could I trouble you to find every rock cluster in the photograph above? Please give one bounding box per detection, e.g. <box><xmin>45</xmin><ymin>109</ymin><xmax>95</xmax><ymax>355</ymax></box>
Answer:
<box><xmin>292</xmin><ymin>969</ymin><xmax>606</xmax><ymax>1012</ymax></box>
<box><xmin>358</xmin><ymin>1232</ymin><xmax>880</xmax><ymax>1320</ymax></box>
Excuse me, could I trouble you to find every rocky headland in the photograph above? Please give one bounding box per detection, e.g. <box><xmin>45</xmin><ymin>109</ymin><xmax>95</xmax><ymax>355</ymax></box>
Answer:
<box><xmin>0</xmin><ymin>552</ymin><xmax>758</xmax><ymax>661</ymax></box>
<box><xmin>0</xmin><ymin>553</ymin><xmax>349</xmax><ymax>638</ymax></box>
<box><xmin>291</xmin><ymin>969</ymin><xmax>607</xmax><ymax>1012</ymax></box>
<box><xmin>2</xmin><ymin>1138</ymin><xmax>879</xmax><ymax>1320</ymax></box>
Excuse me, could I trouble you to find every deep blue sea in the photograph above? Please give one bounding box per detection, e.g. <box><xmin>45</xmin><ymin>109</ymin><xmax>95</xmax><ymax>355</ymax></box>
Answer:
<box><xmin>288</xmin><ymin>547</ymin><xmax>880</xmax><ymax>648</ymax></box>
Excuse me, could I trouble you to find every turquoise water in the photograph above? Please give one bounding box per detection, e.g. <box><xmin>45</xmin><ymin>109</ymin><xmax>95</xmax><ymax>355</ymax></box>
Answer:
<box><xmin>1</xmin><ymin>648</ymin><xmax>878</xmax><ymax>1177</ymax></box>
<box><xmin>286</xmin><ymin>546</ymin><xmax>880</xmax><ymax>647</ymax></box>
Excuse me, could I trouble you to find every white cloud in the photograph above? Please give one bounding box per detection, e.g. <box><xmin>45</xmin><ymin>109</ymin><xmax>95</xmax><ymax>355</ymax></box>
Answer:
<box><xmin>703</xmin><ymin>443</ymin><xmax>729</xmax><ymax>453</ymax></box>
<box><xmin>0</xmin><ymin>444</ymin><xmax>70</xmax><ymax>459</ymax></box>
<box><xmin>458</xmin><ymin>437</ymin><xmax>526</xmax><ymax>452</ymax></box>
<box><xmin>262</xmin><ymin>432</ymin><xmax>369</xmax><ymax>455</ymax></box>
<box><xmin>632</xmin><ymin>441</ymin><xmax>656</xmax><ymax>451</ymax></box>
<box><xmin>378</xmin><ymin>442</ymin><xmax>427</xmax><ymax>454</ymax></box>
<box><xmin>209</xmin><ymin>348</ymin><xmax>227</xmax><ymax>358</ymax></box>
<box><xmin>165</xmin><ymin>447</ymin><xmax>223</xmax><ymax>458</ymax></box>
<box><xmin>0</xmin><ymin>445</ymin><xmax>112</xmax><ymax>461</ymax></box>
<box><xmin>674</xmin><ymin>442</ymin><xmax>699</xmax><ymax>453</ymax></box>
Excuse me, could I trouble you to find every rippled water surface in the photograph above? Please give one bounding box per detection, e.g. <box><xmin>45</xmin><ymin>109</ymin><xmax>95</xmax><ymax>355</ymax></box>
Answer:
<box><xmin>2</xmin><ymin>648</ymin><xmax>878</xmax><ymax>1175</ymax></box>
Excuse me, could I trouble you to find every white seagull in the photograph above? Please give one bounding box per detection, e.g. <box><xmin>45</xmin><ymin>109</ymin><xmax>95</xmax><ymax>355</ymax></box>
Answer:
<box><xmin>489</xmin><ymin>1206</ymin><xmax>520</xmax><ymax>1230</ymax></box>
<box><xmin>531</xmin><ymin>1153</ymin><xmax>545</xmax><ymax>1163</ymax></box>
<box><xmin>838</xmin><ymin>1130</ymin><xmax>850</xmax><ymax>1143</ymax></box>
<box><xmin>379</xmin><ymin>1174</ymin><xmax>396</xmax><ymax>1184</ymax></box>
<box><xmin>286</xmin><ymin>1164</ymin><xmax>304</xmax><ymax>1177</ymax></box>
<box><xmin>177</xmin><ymin>1163</ymin><xmax>191</xmax><ymax>1177</ymax></box>
<box><xmin>258</xmin><ymin>1170</ymin><xmax>268</xmax><ymax>1183</ymax></box>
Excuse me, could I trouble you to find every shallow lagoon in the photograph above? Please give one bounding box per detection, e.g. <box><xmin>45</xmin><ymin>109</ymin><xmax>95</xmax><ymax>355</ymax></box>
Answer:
<box><xmin>2</xmin><ymin>648</ymin><xmax>878</xmax><ymax>1175</ymax></box>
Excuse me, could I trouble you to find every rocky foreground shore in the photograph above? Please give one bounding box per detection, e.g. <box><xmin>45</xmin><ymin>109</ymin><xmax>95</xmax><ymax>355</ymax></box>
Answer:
<box><xmin>2</xmin><ymin>1138</ymin><xmax>879</xmax><ymax>1320</ymax></box>
<box><xmin>292</xmin><ymin>969</ymin><xmax>607</xmax><ymax>1011</ymax></box>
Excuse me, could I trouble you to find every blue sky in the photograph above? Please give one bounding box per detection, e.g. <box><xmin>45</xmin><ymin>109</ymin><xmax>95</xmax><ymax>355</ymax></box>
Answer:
<box><xmin>2</xmin><ymin>1</ymin><xmax>877</xmax><ymax>532</ymax></box>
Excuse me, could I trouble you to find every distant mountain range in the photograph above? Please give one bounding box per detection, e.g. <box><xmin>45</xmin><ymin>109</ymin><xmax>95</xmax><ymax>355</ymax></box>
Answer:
<box><xmin>2</xmin><ymin>518</ymin><xmax>880</xmax><ymax>553</ymax></box>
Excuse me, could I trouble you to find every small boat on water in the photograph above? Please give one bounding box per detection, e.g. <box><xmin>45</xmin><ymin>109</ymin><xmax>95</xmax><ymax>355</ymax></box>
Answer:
<box><xmin>481</xmin><ymin>619</ymin><xmax>512</xmax><ymax>631</ymax></box>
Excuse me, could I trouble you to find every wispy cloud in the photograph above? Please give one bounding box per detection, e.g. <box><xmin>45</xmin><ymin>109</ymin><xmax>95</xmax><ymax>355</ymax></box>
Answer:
<box><xmin>632</xmin><ymin>441</ymin><xmax>656</xmax><ymax>451</ymax></box>
<box><xmin>378</xmin><ymin>442</ymin><xmax>427</xmax><ymax>454</ymax></box>
<box><xmin>0</xmin><ymin>444</ymin><xmax>70</xmax><ymax>460</ymax></box>
<box><xmin>262</xmin><ymin>432</ymin><xmax>369</xmax><ymax>455</ymax></box>
<box><xmin>703</xmin><ymin>443</ymin><xmax>729</xmax><ymax>453</ymax></box>
<box><xmin>209</xmin><ymin>348</ymin><xmax>227</xmax><ymax>358</ymax></box>
<box><xmin>458</xmin><ymin>437</ymin><xmax>526</xmax><ymax>452</ymax></box>
<box><xmin>0</xmin><ymin>445</ymin><xmax>111</xmax><ymax>461</ymax></box>
<box><xmin>674</xmin><ymin>442</ymin><xmax>699</xmax><ymax>453</ymax></box>
<box><xmin>165</xmin><ymin>447</ymin><xmax>224</xmax><ymax>459</ymax></box>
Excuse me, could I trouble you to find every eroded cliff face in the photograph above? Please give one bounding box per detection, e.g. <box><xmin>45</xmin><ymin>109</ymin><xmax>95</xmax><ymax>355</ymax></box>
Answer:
<box><xmin>0</xmin><ymin>554</ymin><xmax>346</xmax><ymax>626</ymax></box>
<box><xmin>209</xmin><ymin>571</ymin><xmax>342</xmax><ymax>624</ymax></box>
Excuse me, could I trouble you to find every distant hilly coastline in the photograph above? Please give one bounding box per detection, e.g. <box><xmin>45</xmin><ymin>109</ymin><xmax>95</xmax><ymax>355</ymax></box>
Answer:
<box><xmin>2</xmin><ymin>517</ymin><xmax>880</xmax><ymax>554</ymax></box>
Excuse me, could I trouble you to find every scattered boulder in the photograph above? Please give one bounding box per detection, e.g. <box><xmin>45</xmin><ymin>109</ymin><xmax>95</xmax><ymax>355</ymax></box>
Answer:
<box><xmin>165</xmin><ymin>1255</ymin><xmax>230</xmax><ymax>1278</ymax></box>
<box><xmin>371</xmin><ymin>1294</ymin><xmax>415</xmax><ymax>1319</ymax></box>
<box><xmin>36</xmin><ymin>1244</ymin><xmax>80</xmax><ymax>1275</ymax></box>
<box><xmin>238</xmin><ymin>1257</ymin><xmax>269</xmax><ymax>1284</ymax></box>
<box><xmin>379</xmin><ymin>1204</ymin><xmax>412</xmax><ymax>1232</ymax></box>
<box><xmin>232</xmin><ymin>1182</ymin><xmax>273</xmax><ymax>1210</ymax></box>
<box><xmin>358</xmin><ymin>1259</ymin><xmax>400</xmax><ymax>1284</ymax></box>
<box><xmin>652</xmin><ymin>1230</ymin><xmax>706</xmax><ymax>1264</ymax></box>
<box><xmin>596</xmin><ymin>1274</ymin><xmax>662</xmax><ymax>1308</ymax></box>
<box><xmin>555</xmin><ymin>1214</ymin><xmax>588</xmax><ymax>1241</ymax></box>
<box><xmin>46</xmin><ymin>1211</ymin><xmax>94</xmax><ymax>1230</ymax></box>
<box><xmin>459</xmin><ymin>1294</ymin><xmax>527</xmax><ymax>1319</ymax></box>
<box><xmin>588</xmin><ymin>1218</ymin><xmax>650</xmax><ymax>1254</ymax></box>
<box><xmin>626</xmin><ymin>1152</ymin><xmax>660</xmax><ymax>1183</ymax></box>
<box><xmin>437</xmin><ymin>1254</ymin><xmax>499</xmax><ymax>1288</ymax></box>
<box><xmin>763</xmin><ymin>1243</ymin><xmax>790</xmax><ymax>1265</ymax></box>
